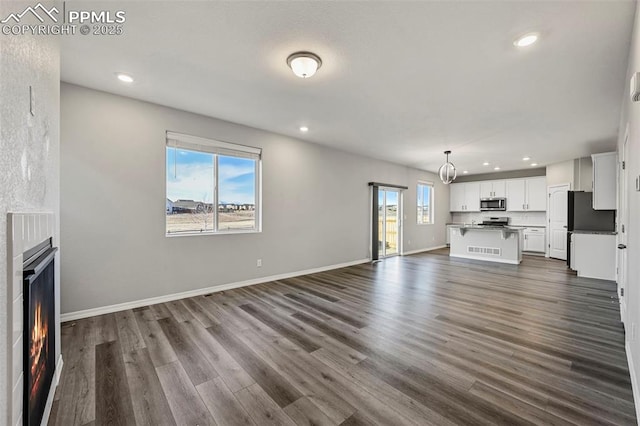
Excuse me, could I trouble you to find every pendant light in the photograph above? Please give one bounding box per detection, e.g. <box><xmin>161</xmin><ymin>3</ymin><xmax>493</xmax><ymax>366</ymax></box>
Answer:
<box><xmin>438</xmin><ymin>150</ymin><xmax>457</xmax><ymax>184</ymax></box>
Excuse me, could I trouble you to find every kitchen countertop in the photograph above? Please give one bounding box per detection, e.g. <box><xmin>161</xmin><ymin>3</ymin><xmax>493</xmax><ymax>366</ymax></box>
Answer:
<box><xmin>571</xmin><ymin>230</ymin><xmax>617</xmax><ymax>235</ymax></box>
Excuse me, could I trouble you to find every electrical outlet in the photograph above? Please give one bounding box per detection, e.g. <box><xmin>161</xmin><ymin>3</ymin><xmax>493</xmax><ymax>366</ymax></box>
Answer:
<box><xmin>256</xmin><ymin>258</ymin><xmax>262</xmax><ymax>267</ymax></box>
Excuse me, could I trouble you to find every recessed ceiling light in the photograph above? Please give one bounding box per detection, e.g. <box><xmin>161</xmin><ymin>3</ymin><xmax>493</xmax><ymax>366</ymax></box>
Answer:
<box><xmin>494</xmin><ymin>166</ymin><xmax>501</xmax><ymax>171</ymax></box>
<box><xmin>483</xmin><ymin>162</ymin><xmax>490</xmax><ymax>166</ymax></box>
<box><xmin>116</xmin><ymin>73</ymin><xmax>134</xmax><ymax>83</ymax></box>
<box><xmin>514</xmin><ymin>33</ymin><xmax>539</xmax><ymax>48</ymax></box>
<box><xmin>463</xmin><ymin>170</ymin><xmax>469</xmax><ymax>174</ymax></box>
<box><xmin>299</xmin><ymin>126</ymin><xmax>309</xmax><ymax>132</ymax></box>
<box><xmin>531</xmin><ymin>163</ymin><xmax>538</xmax><ymax>167</ymax></box>
<box><xmin>287</xmin><ymin>52</ymin><xmax>322</xmax><ymax>78</ymax></box>
<box><xmin>522</xmin><ymin>157</ymin><xmax>530</xmax><ymax>161</ymax></box>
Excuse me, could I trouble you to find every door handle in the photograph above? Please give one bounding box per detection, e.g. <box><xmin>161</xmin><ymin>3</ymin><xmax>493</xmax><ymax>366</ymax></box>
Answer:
<box><xmin>618</xmin><ymin>244</ymin><xmax>627</xmax><ymax>250</ymax></box>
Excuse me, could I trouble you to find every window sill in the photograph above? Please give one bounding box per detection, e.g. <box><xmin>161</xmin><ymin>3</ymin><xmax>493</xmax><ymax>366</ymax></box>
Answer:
<box><xmin>166</xmin><ymin>229</ymin><xmax>261</xmax><ymax>238</ymax></box>
<box><xmin>417</xmin><ymin>223</ymin><xmax>435</xmax><ymax>226</ymax></box>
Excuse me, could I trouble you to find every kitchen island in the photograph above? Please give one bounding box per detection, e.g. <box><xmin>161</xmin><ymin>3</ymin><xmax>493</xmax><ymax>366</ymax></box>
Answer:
<box><xmin>449</xmin><ymin>225</ymin><xmax>523</xmax><ymax>264</ymax></box>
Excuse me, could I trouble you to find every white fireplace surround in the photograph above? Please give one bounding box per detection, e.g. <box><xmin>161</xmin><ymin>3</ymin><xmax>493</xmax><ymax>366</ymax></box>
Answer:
<box><xmin>7</xmin><ymin>213</ymin><xmax>62</xmax><ymax>426</ymax></box>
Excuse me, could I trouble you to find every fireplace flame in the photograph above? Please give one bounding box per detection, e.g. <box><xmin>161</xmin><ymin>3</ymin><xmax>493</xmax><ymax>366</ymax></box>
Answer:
<box><xmin>30</xmin><ymin>302</ymin><xmax>48</xmax><ymax>399</ymax></box>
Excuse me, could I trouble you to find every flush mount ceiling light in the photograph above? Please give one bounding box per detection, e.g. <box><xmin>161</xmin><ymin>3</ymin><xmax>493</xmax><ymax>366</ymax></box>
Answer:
<box><xmin>514</xmin><ymin>33</ymin><xmax>539</xmax><ymax>48</ymax></box>
<box><xmin>287</xmin><ymin>51</ymin><xmax>322</xmax><ymax>78</ymax></box>
<box><xmin>299</xmin><ymin>126</ymin><xmax>309</xmax><ymax>132</ymax></box>
<box><xmin>494</xmin><ymin>166</ymin><xmax>501</xmax><ymax>171</ymax></box>
<box><xmin>531</xmin><ymin>163</ymin><xmax>538</xmax><ymax>167</ymax></box>
<box><xmin>438</xmin><ymin>150</ymin><xmax>457</xmax><ymax>184</ymax></box>
<box><xmin>522</xmin><ymin>156</ymin><xmax>530</xmax><ymax>161</ymax></box>
<box><xmin>483</xmin><ymin>162</ymin><xmax>490</xmax><ymax>166</ymax></box>
<box><xmin>463</xmin><ymin>170</ymin><xmax>469</xmax><ymax>174</ymax></box>
<box><xmin>116</xmin><ymin>73</ymin><xmax>134</xmax><ymax>83</ymax></box>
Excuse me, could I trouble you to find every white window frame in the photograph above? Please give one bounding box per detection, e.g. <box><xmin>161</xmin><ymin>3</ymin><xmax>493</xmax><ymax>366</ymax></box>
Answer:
<box><xmin>165</xmin><ymin>131</ymin><xmax>262</xmax><ymax>236</ymax></box>
<box><xmin>417</xmin><ymin>181</ymin><xmax>434</xmax><ymax>225</ymax></box>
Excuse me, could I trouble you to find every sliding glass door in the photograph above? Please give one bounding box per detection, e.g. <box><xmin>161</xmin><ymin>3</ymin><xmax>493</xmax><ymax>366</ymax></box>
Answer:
<box><xmin>378</xmin><ymin>189</ymin><xmax>400</xmax><ymax>257</ymax></box>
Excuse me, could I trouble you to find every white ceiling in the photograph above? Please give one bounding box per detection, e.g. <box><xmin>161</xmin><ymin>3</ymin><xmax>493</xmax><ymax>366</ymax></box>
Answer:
<box><xmin>61</xmin><ymin>1</ymin><xmax>636</xmax><ymax>175</ymax></box>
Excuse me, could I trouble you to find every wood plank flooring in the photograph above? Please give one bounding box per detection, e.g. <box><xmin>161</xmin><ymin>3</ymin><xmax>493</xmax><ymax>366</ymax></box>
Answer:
<box><xmin>49</xmin><ymin>249</ymin><xmax>637</xmax><ymax>425</ymax></box>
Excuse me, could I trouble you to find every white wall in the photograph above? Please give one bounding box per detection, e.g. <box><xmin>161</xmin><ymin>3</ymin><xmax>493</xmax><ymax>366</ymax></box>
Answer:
<box><xmin>618</xmin><ymin>3</ymin><xmax>640</xmax><ymax>420</ymax></box>
<box><xmin>60</xmin><ymin>83</ymin><xmax>450</xmax><ymax>315</ymax></box>
<box><xmin>573</xmin><ymin>157</ymin><xmax>593</xmax><ymax>192</ymax></box>
<box><xmin>546</xmin><ymin>159</ymin><xmax>574</xmax><ymax>187</ymax></box>
<box><xmin>0</xmin><ymin>31</ymin><xmax>60</xmax><ymax>424</ymax></box>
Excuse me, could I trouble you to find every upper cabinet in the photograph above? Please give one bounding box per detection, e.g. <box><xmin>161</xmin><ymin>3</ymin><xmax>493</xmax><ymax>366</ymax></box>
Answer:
<box><xmin>465</xmin><ymin>182</ymin><xmax>481</xmax><ymax>211</ymax></box>
<box><xmin>526</xmin><ymin>177</ymin><xmax>547</xmax><ymax>210</ymax></box>
<box><xmin>591</xmin><ymin>152</ymin><xmax>617</xmax><ymax>210</ymax></box>
<box><xmin>506</xmin><ymin>180</ymin><xmax>526</xmax><ymax>211</ymax></box>
<box><xmin>450</xmin><ymin>183</ymin><xmax>465</xmax><ymax>212</ymax></box>
<box><xmin>505</xmin><ymin>177</ymin><xmax>547</xmax><ymax>212</ymax></box>
<box><xmin>479</xmin><ymin>180</ymin><xmax>506</xmax><ymax>198</ymax></box>
<box><xmin>450</xmin><ymin>182</ymin><xmax>480</xmax><ymax>212</ymax></box>
<box><xmin>450</xmin><ymin>176</ymin><xmax>547</xmax><ymax>212</ymax></box>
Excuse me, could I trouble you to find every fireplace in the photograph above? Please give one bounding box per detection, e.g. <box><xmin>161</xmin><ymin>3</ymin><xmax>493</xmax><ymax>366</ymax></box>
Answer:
<box><xmin>22</xmin><ymin>238</ymin><xmax>58</xmax><ymax>426</ymax></box>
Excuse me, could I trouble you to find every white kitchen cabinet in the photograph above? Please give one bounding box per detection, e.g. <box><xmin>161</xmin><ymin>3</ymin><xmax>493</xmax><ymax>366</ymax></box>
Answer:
<box><xmin>480</xmin><ymin>180</ymin><xmax>506</xmax><ymax>198</ymax></box>
<box><xmin>464</xmin><ymin>182</ymin><xmax>480</xmax><ymax>211</ymax></box>
<box><xmin>506</xmin><ymin>180</ymin><xmax>526</xmax><ymax>211</ymax></box>
<box><xmin>446</xmin><ymin>224</ymin><xmax>454</xmax><ymax>246</ymax></box>
<box><xmin>492</xmin><ymin>180</ymin><xmax>506</xmax><ymax>198</ymax></box>
<box><xmin>571</xmin><ymin>233</ymin><xmax>616</xmax><ymax>280</ymax></box>
<box><xmin>526</xmin><ymin>177</ymin><xmax>547</xmax><ymax>211</ymax></box>
<box><xmin>523</xmin><ymin>227</ymin><xmax>546</xmax><ymax>253</ymax></box>
<box><xmin>506</xmin><ymin>177</ymin><xmax>546</xmax><ymax>211</ymax></box>
<box><xmin>449</xmin><ymin>182</ymin><xmax>480</xmax><ymax>212</ymax></box>
<box><xmin>450</xmin><ymin>183</ymin><xmax>466</xmax><ymax>211</ymax></box>
<box><xmin>591</xmin><ymin>152</ymin><xmax>617</xmax><ymax>210</ymax></box>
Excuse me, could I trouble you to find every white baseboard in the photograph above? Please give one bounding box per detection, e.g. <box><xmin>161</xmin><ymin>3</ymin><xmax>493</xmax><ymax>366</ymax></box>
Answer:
<box><xmin>42</xmin><ymin>354</ymin><xmax>63</xmax><ymax>426</ymax></box>
<box><xmin>625</xmin><ymin>341</ymin><xmax>640</xmax><ymax>425</ymax></box>
<box><xmin>402</xmin><ymin>244</ymin><xmax>447</xmax><ymax>256</ymax></box>
<box><xmin>60</xmin><ymin>258</ymin><xmax>369</xmax><ymax>322</ymax></box>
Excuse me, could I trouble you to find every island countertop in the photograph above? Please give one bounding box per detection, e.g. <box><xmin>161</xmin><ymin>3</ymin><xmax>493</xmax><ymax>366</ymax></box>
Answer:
<box><xmin>447</xmin><ymin>224</ymin><xmax>524</xmax><ymax>236</ymax></box>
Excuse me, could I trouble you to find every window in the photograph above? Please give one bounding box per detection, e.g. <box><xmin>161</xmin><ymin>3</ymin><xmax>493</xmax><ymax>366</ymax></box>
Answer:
<box><xmin>165</xmin><ymin>132</ymin><xmax>261</xmax><ymax>235</ymax></box>
<box><xmin>417</xmin><ymin>182</ymin><xmax>434</xmax><ymax>224</ymax></box>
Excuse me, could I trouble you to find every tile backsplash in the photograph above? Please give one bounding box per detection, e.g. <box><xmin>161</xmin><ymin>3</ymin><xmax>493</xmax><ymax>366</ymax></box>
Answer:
<box><xmin>451</xmin><ymin>211</ymin><xmax>546</xmax><ymax>226</ymax></box>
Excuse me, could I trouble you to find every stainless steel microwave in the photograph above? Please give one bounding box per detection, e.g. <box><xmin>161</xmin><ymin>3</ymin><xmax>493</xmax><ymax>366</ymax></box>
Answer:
<box><xmin>480</xmin><ymin>198</ymin><xmax>506</xmax><ymax>211</ymax></box>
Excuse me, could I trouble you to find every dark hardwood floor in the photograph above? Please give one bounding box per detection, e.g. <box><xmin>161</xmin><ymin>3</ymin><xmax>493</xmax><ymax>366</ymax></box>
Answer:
<box><xmin>50</xmin><ymin>249</ymin><xmax>637</xmax><ymax>425</ymax></box>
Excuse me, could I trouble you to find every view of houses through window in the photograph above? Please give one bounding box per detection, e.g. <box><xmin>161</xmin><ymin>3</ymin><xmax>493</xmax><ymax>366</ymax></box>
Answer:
<box><xmin>417</xmin><ymin>182</ymin><xmax>434</xmax><ymax>224</ymax></box>
<box><xmin>166</xmin><ymin>133</ymin><xmax>260</xmax><ymax>235</ymax></box>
